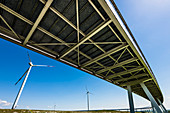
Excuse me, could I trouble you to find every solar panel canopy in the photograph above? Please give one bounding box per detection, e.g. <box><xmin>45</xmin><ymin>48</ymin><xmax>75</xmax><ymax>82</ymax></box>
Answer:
<box><xmin>0</xmin><ymin>0</ymin><xmax>163</xmax><ymax>103</ymax></box>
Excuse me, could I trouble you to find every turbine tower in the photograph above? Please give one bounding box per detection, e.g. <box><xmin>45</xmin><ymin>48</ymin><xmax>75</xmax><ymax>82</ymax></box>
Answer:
<box><xmin>12</xmin><ymin>52</ymin><xmax>54</xmax><ymax>109</ymax></box>
<box><xmin>86</xmin><ymin>87</ymin><xmax>92</xmax><ymax>111</ymax></box>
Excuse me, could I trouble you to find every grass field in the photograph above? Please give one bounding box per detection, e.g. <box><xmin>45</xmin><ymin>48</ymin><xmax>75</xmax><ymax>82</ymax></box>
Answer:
<box><xmin>0</xmin><ymin>109</ymin><xmax>169</xmax><ymax>113</ymax></box>
<box><xmin>0</xmin><ymin>109</ymin><xmax>139</xmax><ymax>113</ymax></box>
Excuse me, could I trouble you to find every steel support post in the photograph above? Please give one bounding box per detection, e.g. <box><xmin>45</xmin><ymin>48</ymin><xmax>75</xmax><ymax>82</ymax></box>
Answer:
<box><xmin>127</xmin><ymin>85</ymin><xmax>135</xmax><ymax>113</ymax></box>
<box><xmin>140</xmin><ymin>82</ymin><xmax>163</xmax><ymax>113</ymax></box>
<box><xmin>157</xmin><ymin>99</ymin><xmax>168</xmax><ymax>113</ymax></box>
<box><xmin>161</xmin><ymin>105</ymin><xmax>168</xmax><ymax>113</ymax></box>
<box><xmin>160</xmin><ymin>106</ymin><xmax>165</xmax><ymax>113</ymax></box>
<box><xmin>151</xmin><ymin>103</ymin><xmax>156</xmax><ymax>113</ymax></box>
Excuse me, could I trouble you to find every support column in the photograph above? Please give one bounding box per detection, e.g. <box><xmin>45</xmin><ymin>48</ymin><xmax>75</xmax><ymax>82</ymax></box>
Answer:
<box><xmin>157</xmin><ymin>99</ymin><xmax>168</xmax><ymax>113</ymax></box>
<box><xmin>127</xmin><ymin>85</ymin><xmax>135</xmax><ymax>113</ymax></box>
<box><xmin>151</xmin><ymin>103</ymin><xmax>156</xmax><ymax>113</ymax></box>
<box><xmin>140</xmin><ymin>82</ymin><xmax>163</xmax><ymax>113</ymax></box>
<box><xmin>161</xmin><ymin>105</ymin><xmax>168</xmax><ymax>113</ymax></box>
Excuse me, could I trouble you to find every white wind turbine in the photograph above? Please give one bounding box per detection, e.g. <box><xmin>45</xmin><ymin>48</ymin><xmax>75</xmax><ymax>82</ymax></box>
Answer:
<box><xmin>86</xmin><ymin>87</ymin><xmax>92</xmax><ymax>111</ymax></box>
<box><xmin>12</xmin><ymin>52</ymin><xmax>54</xmax><ymax>109</ymax></box>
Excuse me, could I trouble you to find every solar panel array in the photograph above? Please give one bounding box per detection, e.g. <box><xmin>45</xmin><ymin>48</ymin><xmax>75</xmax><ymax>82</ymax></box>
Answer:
<box><xmin>0</xmin><ymin>0</ymin><xmax>163</xmax><ymax>103</ymax></box>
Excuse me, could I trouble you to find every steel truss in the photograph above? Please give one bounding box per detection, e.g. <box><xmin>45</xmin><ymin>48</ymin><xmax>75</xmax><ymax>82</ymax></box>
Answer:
<box><xmin>0</xmin><ymin>0</ymin><xmax>164</xmax><ymax>110</ymax></box>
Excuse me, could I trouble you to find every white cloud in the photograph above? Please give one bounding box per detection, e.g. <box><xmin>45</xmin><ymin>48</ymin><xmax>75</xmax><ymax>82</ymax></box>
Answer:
<box><xmin>0</xmin><ymin>99</ymin><xmax>11</xmax><ymax>106</ymax></box>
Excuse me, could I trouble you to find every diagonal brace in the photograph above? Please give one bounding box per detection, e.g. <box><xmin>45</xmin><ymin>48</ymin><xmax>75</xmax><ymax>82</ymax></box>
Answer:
<box><xmin>82</xmin><ymin>43</ymin><xmax>128</xmax><ymax>67</ymax></box>
<box><xmin>106</xmin><ymin>66</ymin><xmax>144</xmax><ymax>79</ymax></box>
<box><xmin>59</xmin><ymin>19</ymin><xmax>112</xmax><ymax>59</ymax></box>
<box><xmin>0</xmin><ymin>15</ymin><xmax>20</xmax><ymax>40</ymax></box>
<box><xmin>120</xmin><ymin>78</ymin><xmax>152</xmax><ymax>86</ymax></box>
<box><xmin>96</xmin><ymin>57</ymin><xmax>138</xmax><ymax>74</ymax></box>
<box><xmin>23</xmin><ymin>0</ymin><xmax>53</xmax><ymax>45</ymax></box>
<box><xmin>115</xmin><ymin>73</ymin><xmax>148</xmax><ymax>83</ymax></box>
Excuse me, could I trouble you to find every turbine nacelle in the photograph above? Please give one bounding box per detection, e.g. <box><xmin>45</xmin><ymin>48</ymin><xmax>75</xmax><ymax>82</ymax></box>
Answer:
<box><xmin>14</xmin><ymin>52</ymin><xmax>54</xmax><ymax>86</ymax></box>
<box><xmin>29</xmin><ymin>62</ymin><xmax>33</xmax><ymax>66</ymax></box>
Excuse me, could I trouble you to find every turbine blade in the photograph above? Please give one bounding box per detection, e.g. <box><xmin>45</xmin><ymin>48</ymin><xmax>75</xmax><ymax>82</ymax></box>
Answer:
<box><xmin>27</xmin><ymin>51</ymin><xmax>32</xmax><ymax>62</ymax></box>
<box><xmin>34</xmin><ymin>65</ymin><xmax>54</xmax><ymax>67</ymax></box>
<box><xmin>85</xmin><ymin>86</ymin><xmax>88</xmax><ymax>92</ymax></box>
<box><xmin>89</xmin><ymin>92</ymin><xmax>93</xmax><ymax>95</ymax></box>
<box><xmin>15</xmin><ymin>68</ymin><xmax>29</xmax><ymax>85</ymax></box>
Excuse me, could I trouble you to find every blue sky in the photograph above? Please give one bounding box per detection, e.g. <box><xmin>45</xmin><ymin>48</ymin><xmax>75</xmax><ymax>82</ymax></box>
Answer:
<box><xmin>0</xmin><ymin>0</ymin><xmax>170</xmax><ymax>110</ymax></box>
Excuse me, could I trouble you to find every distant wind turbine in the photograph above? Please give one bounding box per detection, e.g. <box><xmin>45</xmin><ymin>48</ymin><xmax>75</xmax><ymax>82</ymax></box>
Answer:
<box><xmin>86</xmin><ymin>87</ymin><xmax>92</xmax><ymax>111</ymax></box>
<box><xmin>12</xmin><ymin>52</ymin><xmax>54</xmax><ymax>109</ymax></box>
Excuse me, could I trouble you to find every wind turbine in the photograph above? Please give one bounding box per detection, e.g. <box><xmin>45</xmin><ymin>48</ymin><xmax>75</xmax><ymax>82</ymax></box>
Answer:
<box><xmin>12</xmin><ymin>52</ymin><xmax>54</xmax><ymax>109</ymax></box>
<box><xmin>86</xmin><ymin>87</ymin><xmax>92</xmax><ymax>111</ymax></box>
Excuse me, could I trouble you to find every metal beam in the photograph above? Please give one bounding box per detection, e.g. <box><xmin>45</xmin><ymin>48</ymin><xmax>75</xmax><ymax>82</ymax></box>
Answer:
<box><xmin>59</xmin><ymin>19</ymin><xmax>112</xmax><ymax>59</ymax></box>
<box><xmin>76</xmin><ymin>0</ymin><xmax>80</xmax><ymax>65</ymax></box>
<box><xmin>151</xmin><ymin>103</ymin><xmax>156</xmax><ymax>113</ymax></box>
<box><xmin>88</xmin><ymin>0</ymin><xmax>122</xmax><ymax>42</ymax></box>
<box><xmin>23</xmin><ymin>0</ymin><xmax>53</xmax><ymax>45</ymax></box>
<box><xmin>39</xmin><ymin>0</ymin><xmax>126</xmax><ymax>72</ymax></box>
<box><xmin>0</xmin><ymin>4</ymin><xmax>65</xmax><ymax>44</ymax></box>
<box><xmin>39</xmin><ymin>0</ymin><xmax>118</xmax><ymax>63</ymax></box>
<box><xmin>113</xmin><ymin>48</ymin><xmax>127</xmax><ymax>65</ymax></box>
<box><xmin>33</xmin><ymin>42</ymin><xmax>125</xmax><ymax>45</ymax></box>
<box><xmin>0</xmin><ymin>15</ymin><xmax>20</xmax><ymax>40</ymax></box>
<box><xmin>0</xmin><ymin>3</ymin><xmax>33</xmax><ymax>25</ymax></box>
<box><xmin>88</xmin><ymin>0</ymin><xmax>142</xmax><ymax>78</ymax></box>
<box><xmin>157</xmin><ymin>98</ymin><xmax>168</xmax><ymax>113</ymax></box>
<box><xmin>96</xmin><ymin>57</ymin><xmax>138</xmax><ymax>74</ymax></box>
<box><xmin>127</xmin><ymin>86</ymin><xmax>135</xmax><ymax>113</ymax></box>
<box><xmin>120</xmin><ymin>78</ymin><xmax>152</xmax><ymax>86</ymax></box>
<box><xmin>39</xmin><ymin>0</ymin><xmax>129</xmax><ymax>76</ymax></box>
<box><xmin>11</xmin><ymin>0</ymin><xmax>23</xmax><ymax>28</ymax></box>
<box><xmin>34</xmin><ymin>43</ymin><xmax>76</xmax><ymax>45</ymax></box>
<box><xmin>39</xmin><ymin>0</ymin><xmax>79</xmax><ymax>34</ymax></box>
<box><xmin>82</xmin><ymin>43</ymin><xmax>128</xmax><ymax>67</ymax></box>
<box><xmin>115</xmin><ymin>73</ymin><xmax>148</xmax><ymax>83</ymax></box>
<box><xmin>0</xmin><ymin>3</ymin><xmax>76</xmax><ymax>49</ymax></box>
<box><xmin>106</xmin><ymin>66</ymin><xmax>144</xmax><ymax>79</ymax></box>
<box><xmin>0</xmin><ymin>26</ymin><xmax>59</xmax><ymax>56</ymax></box>
<box><xmin>0</xmin><ymin>3</ymin><xmax>112</xmax><ymax>77</ymax></box>
<box><xmin>140</xmin><ymin>82</ymin><xmax>163</xmax><ymax>113</ymax></box>
<box><xmin>98</xmin><ymin>0</ymin><xmax>163</xmax><ymax>99</ymax></box>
